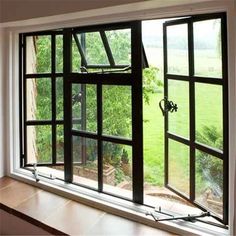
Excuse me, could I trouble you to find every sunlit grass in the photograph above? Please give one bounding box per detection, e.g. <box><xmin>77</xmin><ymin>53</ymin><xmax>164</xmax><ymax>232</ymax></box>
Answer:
<box><xmin>143</xmin><ymin>81</ymin><xmax>222</xmax><ymax>191</ymax></box>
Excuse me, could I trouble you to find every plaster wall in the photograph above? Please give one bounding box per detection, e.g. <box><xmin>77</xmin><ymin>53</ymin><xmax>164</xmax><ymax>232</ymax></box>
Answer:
<box><xmin>0</xmin><ymin>27</ymin><xmax>5</xmax><ymax>177</ymax></box>
<box><xmin>0</xmin><ymin>0</ymin><xmax>144</xmax><ymax>23</ymax></box>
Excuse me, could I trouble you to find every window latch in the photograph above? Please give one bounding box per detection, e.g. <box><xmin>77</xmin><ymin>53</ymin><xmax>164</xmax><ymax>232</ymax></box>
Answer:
<box><xmin>159</xmin><ymin>96</ymin><xmax>178</xmax><ymax>116</ymax></box>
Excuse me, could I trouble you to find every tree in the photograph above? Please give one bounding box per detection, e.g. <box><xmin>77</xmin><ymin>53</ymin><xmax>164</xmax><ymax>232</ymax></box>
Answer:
<box><xmin>33</xmin><ymin>30</ymin><xmax>162</xmax><ymax>186</ymax></box>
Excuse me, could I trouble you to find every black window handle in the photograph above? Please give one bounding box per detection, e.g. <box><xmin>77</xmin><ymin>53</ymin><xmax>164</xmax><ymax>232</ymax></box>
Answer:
<box><xmin>159</xmin><ymin>97</ymin><xmax>178</xmax><ymax>116</ymax></box>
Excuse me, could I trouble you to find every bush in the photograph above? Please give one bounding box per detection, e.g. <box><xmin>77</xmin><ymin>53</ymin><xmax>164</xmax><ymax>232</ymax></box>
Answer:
<box><xmin>196</xmin><ymin>125</ymin><xmax>223</xmax><ymax>197</ymax></box>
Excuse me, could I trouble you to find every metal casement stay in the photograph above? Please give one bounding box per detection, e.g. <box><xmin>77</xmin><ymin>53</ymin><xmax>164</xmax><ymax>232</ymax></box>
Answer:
<box><xmin>146</xmin><ymin>207</ymin><xmax>228</xmax><ymax>229</ymax></box>
<box><xmin>146</xmin><ymin>211</ymin><xmax>210</xmax><ymax>223</ymax></box>
<box><xmin>79</xmin><ymin>65</ymin><xmax>131</xmax><ymax>74</ymax></box>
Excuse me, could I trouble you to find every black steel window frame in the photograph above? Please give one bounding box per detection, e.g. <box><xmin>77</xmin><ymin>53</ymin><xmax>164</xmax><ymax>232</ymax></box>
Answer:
<box><xmin>19</xmin><ymin>13</ymin><xmax>229</xmax><ymax>225</ymax></box>
<box><xmin>63</xmin><ymin>21</ymin><xmax>143</xmax><ymax>203</ymax></box>
<box><xmin>20</xmin><ymin>31</ymin><xmax>65</xmax><ymax>168</ymax></box>
<box><xmin>163</xmin><ymin>12</ymin><xmax>228</xmax><ymax>224</ymax></box>
<box><xmin>19</xmin><ymin>21</ymin><xmax>143</xmax><ymax>204</ymax></box>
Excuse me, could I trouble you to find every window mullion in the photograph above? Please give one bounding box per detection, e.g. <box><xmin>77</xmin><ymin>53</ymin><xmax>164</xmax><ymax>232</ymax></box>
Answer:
<box><xmin>52</xmin><ymin>33</ymin><xmax>57</xmax><ymax>165</ymax></box>
<box><xmin>97</xmin><ymin>84</ymin><xmax>103</xmax><ymax>192</ymax></box>
<box><xmin>63</xmin><ymin>28</ymin><xmax>73</xmax><ymax>182</ymax></box>
<box><xmin>131</xmin><ymin>21</ymin><xmax>143</xmax><ymax>204</ymax></box>
<box><xmin>188</xmin><ymin>19</ymin><xmax>196</xmax><ymax>202</ymax></box>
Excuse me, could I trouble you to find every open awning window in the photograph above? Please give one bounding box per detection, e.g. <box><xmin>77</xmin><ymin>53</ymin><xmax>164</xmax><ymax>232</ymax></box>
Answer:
<box><xmin>72</xmin><ymin>27</ymin><xmax>148</xmax><ymax>73</ymax></box>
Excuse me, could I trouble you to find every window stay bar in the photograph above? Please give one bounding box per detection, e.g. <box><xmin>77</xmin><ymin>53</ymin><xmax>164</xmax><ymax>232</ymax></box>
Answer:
<box><xmin>142</xmin><ymin>43</ymin><xmax>149</xmax><ymax>69</ymax></box>
<box><xmin>73</xmin><ymin>33</ymin><xmax>88</xmax><ymax>67</ymax></box>
<box><xmin>30</xmin><ymin>163</ymin><xmax>56</xmax><ymax>182</ymax></box>
<box><xmin>80</xmin><ymin>65</ymin><xmax>131</xmax><ymax>74</ymax></box>
<box><xmin>146</xmin><ymin>207</ymin><xmax>227</xmax><ymax>229</ymax></box>
<box><xmin>147</xmin><ymin>211</ymin><xmax>211</xmax><ymax>222</ymax></box>
<box><xmin>100</xmin><ymin>30</ymin><xmax>115</xmax><ymax>67</ymax></box>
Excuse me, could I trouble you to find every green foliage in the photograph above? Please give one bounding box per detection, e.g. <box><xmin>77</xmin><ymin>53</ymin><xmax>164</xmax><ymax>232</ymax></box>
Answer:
<box><xmin>143</xmin><ymin>66</ymin><xmax>163</xmax><ymax>104</ymax></box>
<box><xmin>103</xmin><ymin>86</ymin><xmax>131</xmax><ymax>138</ymax></box>
<box><xmin>196</xmin><ymin>125</ymin><xmax>222</xmax><ymax>150</ymax></box>
<box><xmin>33</xmin><ymin>31</ymin><xmax>163</xmax><ymax>189</ymax></box>
<box><xmin>196</xmin><ymin>126</ymin><xmax>223</xmax><ymax>195</ymax></box>
<box><xmin>121</xmin><ymin>149</ymin><xmax>129</xmax><ymax>164</ymax></box>
<box><xmin>35</xmin><ymin>126</ymin><xmax>52</xmax><ymax>163</ymax></box>
<box><xmin>105</xmin><ymin>30</ymin><xmax>131</xmax><ymax>65</ymax></box>
<box><xmin>83</xmin><ymin>32</ymin><xmax>109</xmax><ymax>65</ymax></box>
<box><xmin>115</xmin><ymin>168</ymin><xmax>126</xmax><ymax>185</ymax></box>
<box><xmin>36</xmin><ymin>36</ymin><xmax>51</xmax><ymax>73</ymax></box>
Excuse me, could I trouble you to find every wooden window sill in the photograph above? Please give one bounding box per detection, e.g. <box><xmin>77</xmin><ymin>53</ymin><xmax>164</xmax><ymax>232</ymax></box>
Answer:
<box><xmin>0</xmin><ymin>176</ymin><xmax>173</xmax><ymax>235</ymax></box>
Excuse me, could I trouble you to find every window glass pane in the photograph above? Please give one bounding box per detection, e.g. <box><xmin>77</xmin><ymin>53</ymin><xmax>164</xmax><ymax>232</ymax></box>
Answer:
<box><xmin>168</xmin><ymin>139</ymin><xmax>189</xmax><ymax>196</ymax></box>
<box><xmin>196</xmin><ymin>151</ymin><xmax>223</xmax><ymax>217</ymax></box>
<box><xmin>77</xmin><ymin>32</ymin><xmax>109</xmax><ymax>65</ymax></box>
<box><xmin>72</xmin><ymin>84</ymin><xmax>81</xmax><ymax>130</ymax></box>
<box><xmin>73</xmin><ymin>136</ymin><xmax>98</xmax><ymax>189</ymax></box>
<box><xmin>72</xmin><ymin>36</ymin><xmax>82</xmax><ymax>72</ymax></box>
<box><xmin>167</xmin><ymin>24</ymin><xmax>188</xmax><ymax>75</ymax></box>
<box><xmin>105</xmin><ymin>29</ymin><xmax>131</xmax><ymax>66</ymax></box>
<box><xmin>168</xmin><ymin>80</ymin><xmax>189</xmax><ymax>138</ymax></box>
<box><xmin>56</xmin><ymin>77</ymin><xmax>63</xmax><ymax>120</ymax></box>
<box><xmin>103</xmin><ymin>142</ymin><xmax>132</xmax><ymax>199</ymax></box>
<box><xmin>56</xmin><ymin>125</ymin><xmax>64</xmax><ymax>163</ymax></box>
<box><xmin>72</xmin><ymin>84</ymin><xmax>97</xmax><ymax>132</ymax></box>
<box><xmin>194</xmin><ymin>19</ymin><xmax>222</xmax><ymax>78</ymax></box>
<box><xmin>26</xmin><ymin>125</ymin><xmax>52</xmax><ymax>164</ymax></box>
<box><xmin>26</xmin><ymin>78</ymin><xmax>51</xmax><ymax>121</ymax></box>
<box><xmin>26</xmin><ymin>35</ymin><xmax>51</xmax><ymax>74</ymax></box>
<box><xmin>56</xmin><ymin>35</ymin><xmax>63</xmax><ymax>73</ymax></box>
<box><xmin>103</xmin><ymin>85</ymin><xmax>132</xmax><ymax>138</ymax></box>
<box><xmin>195</xmin><ymin>83</ymin><xmax>223</xmax><ymax>150</ymax></box>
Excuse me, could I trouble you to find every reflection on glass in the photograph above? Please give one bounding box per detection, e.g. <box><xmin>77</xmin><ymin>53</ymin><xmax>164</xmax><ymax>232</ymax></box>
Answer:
<box><xmin>196</xmin><ymin>151</ymin><xmax>223</xmax><ymax>216</ymax></box>
<box><xmin>26</xmin><ymin>36</ymin><xmax>51</xmax><ymax>74</ymax></box>
<box><xmin>195</xmin><ymin>83</ymin><xmax>223</xmax><ymax>150</ymax></box>
<box><xmin>105</xmin><ymin>29</ymin><xmax>131</xmax><ymax>66</ymax></box>
<box><xmin>27</xmin><ymin>125</ymin><xmax>52</xmax><ymax>164</ymax></box>
<box><xmin>168</xmin><ymin>80</ymin><xmax>189</xmax><ymax>138</ymax></box>
<box><xmin>77</xmin><ymin>32</ymin><xmax>109</xmax><ymax>65</ymax></box>
<box><xmin>56</xmin><ymin>77</ymin><xmax>63</xmax><ymax>120</ymax></box>
<box><xmin>167</xmin><ymin>24</ymin><xmax>188</xmax><ymax>75</ymax></box>
<box><xmin>194</xmin><ymin>19</ymin><xmax>222</xmax><ymax>78</ymax></box>
<box><xmin>56</xmin><ymin>35</ymin><xmax>63</xmax><ymax>73</ymax></box>
<box><xmin>73</xmin><ymin>136</ymin><xmax>98</xmax><ymax>189</ymax></box>
<box><xmin>168</xmin><ymin>140</ymin><xmax>189</xmax><ymax>196</ymax></box>
<box><xmin>56</xmin><ymin>125</ymin><xmax>64</xmax><ymax>163</ymax></box>
<box><xmin>72</xmin><ymin>84</ymin><xmax>97</xmax><ymax>132</ymax></box>
<box><xmin>103</xmin><ymin>85</ymin><xmax>132</xmax><ymax>138</ymax></box>
<box><xmin>103</xmin><ymin>142</ymin><xmax>132</xmax><ymax>199</ymax></box>
<box><xmin>26</xmin><ymin>78</ymin><xmax>51</xmax><ymax>121</ymax></box>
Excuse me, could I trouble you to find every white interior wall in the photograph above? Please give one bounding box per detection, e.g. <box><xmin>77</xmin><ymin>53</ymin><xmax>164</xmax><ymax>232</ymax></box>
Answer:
<box><xmin>233</xmin><ymin>1</ymin><xmax>236</xmax><ymax>232</ymax></box>
<box><xmin>0</xmin><ymin>27</ymin><xmax>5</xmax><ymax>177</ymax></box>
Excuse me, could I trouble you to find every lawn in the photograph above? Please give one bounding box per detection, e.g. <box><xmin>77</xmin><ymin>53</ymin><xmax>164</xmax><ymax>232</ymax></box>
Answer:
<box><xmin>143</xmin><ymin>91</ymin><xmax>164</xmax><ymax>186</ymax></box>
<box><xmin>143</xmin><ymin>80</ymin><xmax>223</xmax><ymax>193</ymax></box>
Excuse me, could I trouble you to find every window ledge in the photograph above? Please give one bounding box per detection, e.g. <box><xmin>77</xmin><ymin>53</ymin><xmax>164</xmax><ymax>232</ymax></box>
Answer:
<box><xmin>9</xmin><ymin>169</ymin><xmax>229</xmax><ymax>236</ymax></box>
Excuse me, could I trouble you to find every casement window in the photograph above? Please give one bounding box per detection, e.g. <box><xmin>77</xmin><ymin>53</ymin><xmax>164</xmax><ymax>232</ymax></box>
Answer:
<box><xmin>19</xmin><ymin>13</ymin><xmax>228</xmax><ymax>228</ymax></box>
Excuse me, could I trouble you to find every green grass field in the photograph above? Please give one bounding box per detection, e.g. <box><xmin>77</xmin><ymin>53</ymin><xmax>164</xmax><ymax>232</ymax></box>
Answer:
<box><xmin>143</xmin><ymin>80</ymin><xmax>223</xmax><ymax>192</ymax></box>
